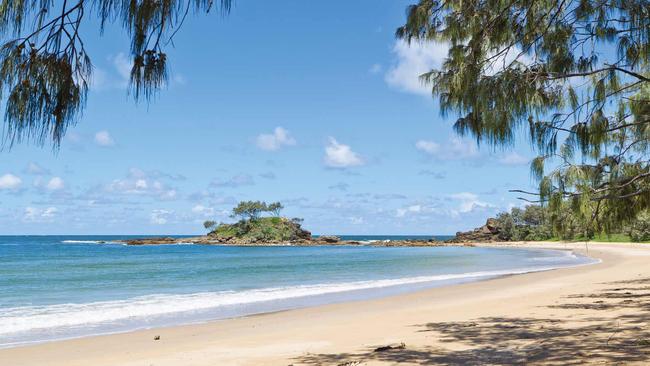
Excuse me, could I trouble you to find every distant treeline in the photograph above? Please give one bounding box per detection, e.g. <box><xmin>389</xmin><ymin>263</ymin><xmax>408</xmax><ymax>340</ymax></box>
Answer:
<box><xmin>495</xmin><ymin>206</ymin><xmax>650</xmax><ymax>242</ymax></box>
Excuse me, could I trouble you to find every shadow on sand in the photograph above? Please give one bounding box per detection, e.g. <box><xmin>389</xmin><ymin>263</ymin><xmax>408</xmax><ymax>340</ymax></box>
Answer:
<box><xmin>291</xmin><ymin>278</ymin><xmax>650</xmax><ymax>365</ymax></box>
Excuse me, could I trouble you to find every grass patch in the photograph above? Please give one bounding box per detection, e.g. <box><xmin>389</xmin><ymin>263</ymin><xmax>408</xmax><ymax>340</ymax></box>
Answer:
<box><xmin>209</xmin><ymin>217</ymin><xmax>311</xmax><ymax>242</ymax></box>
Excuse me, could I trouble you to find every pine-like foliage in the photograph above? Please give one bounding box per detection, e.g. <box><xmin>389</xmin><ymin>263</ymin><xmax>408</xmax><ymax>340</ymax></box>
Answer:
<box><xmin>398</xmin><ymin>0</ymin><xmax>649</xmax><ymax>235</ymax></box>
<box><xmin>0</xmin><ymin>0</ymin><xmax>232</xmax><ymax>148</ymax></box>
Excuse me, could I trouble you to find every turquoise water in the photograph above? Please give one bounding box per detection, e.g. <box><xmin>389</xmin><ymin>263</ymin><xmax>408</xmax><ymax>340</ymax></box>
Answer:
<box><xmin>0</xmin><ymin>235</ymin><xmax>595</xmax><ymax>347</ymax></box>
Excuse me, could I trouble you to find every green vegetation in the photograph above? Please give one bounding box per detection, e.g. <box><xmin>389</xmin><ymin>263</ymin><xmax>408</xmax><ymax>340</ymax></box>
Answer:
<box><xmin>0</xmin><ymin>0</ymin><xmax>233</xmax><ymax>147</ymax></box>
<box><xmin>494</xmin><ymin>205</ymin><xmax>650</xmax><ymax>242</ymax></box>
<box><xmin>231</xmin><ymin>200</ymin><xmax>284</xmax><ymax>221</ymax></box>
<box><xmin>209</xmin><ymin>217</ymin><xmax>311</xmax><ymax>242</ymax></box>
<box><xmin>398</xmin><ymin>1</ymin><xmax>649</xmax><ymax>235</ymax></box>
<box><xmin>494</xmin><ymin>205</ymin><xmax>554</xmax><ymax>241</ymax></box>
<box><xmin>203</xmin><ymin>201</ymin><xmax>310</xmax><ymax>242</ymax></box>
<box><xmin>627</xmin><ymin>211</ymin><xmax>650</xmax><ymax>242</ymax></box>
<box><xmin>203</xmin><ymin>220</ymin><xmax>218</xmax><ymax>230</ymax></box>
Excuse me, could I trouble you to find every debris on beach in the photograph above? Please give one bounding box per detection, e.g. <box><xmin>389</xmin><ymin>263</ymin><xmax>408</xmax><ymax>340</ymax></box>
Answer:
<box><xmin>373</xmin><ymin>342</ymin><xmax>406</xmax><ymax>352</ymax></box>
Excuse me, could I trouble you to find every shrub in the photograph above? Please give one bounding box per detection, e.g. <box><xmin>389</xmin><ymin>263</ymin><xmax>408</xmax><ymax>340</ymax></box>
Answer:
<box><xmin>628</xmin><ymin>211</ymin><xmax>650</xmax><ymax>242</ymax></box>
<box><xmin>203</xmin><ymin>220</ymin><xmax>217</xmax><ymax>230</ymax></box>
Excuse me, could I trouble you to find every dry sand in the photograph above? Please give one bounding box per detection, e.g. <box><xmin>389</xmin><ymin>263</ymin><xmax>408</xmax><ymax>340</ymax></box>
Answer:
<box><xmin>2</xmin><ymin>242</ymin><xmax>650</xmax><ymax>365</ymax></box>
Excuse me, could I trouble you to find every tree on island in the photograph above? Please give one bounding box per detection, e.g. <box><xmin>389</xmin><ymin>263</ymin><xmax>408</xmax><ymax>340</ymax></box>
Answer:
<box><xmin>230</xmin><ymin>200</ymin><xmax>284</xmax><ymax>221</ymax></box>
<box><xmin>0</xmin><ymin>0</ymin><xmax>233</xmax><ymax>148</ymax></box>
<box><xmin>205</xmin><ymin>200</ymin><xmax>310</xmax><ymax>241</ymax></box>
<box><xmin>231</xmin><ymin>201</ymin><xmax>267</xmax><ymax>221</ymax></box>
<box><xmin>398</xmin><ymin>0</ymin><xmax>649</xmax><ymax>236</ymax></box>
<box><xmin>268</xmin><ymin>202</ymin><xmax>284</xmax><ymax>217</ymax></box>
<box><xmin>203</xmin><ymin>220</ymin><xmax>218</xmax><ymax>231</ymax></box>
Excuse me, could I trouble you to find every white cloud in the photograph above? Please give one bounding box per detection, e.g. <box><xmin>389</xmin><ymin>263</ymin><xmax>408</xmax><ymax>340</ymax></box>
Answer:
<box><xmin>385</xmin><ymin>40</ymin><xmax>449</xmax><ymax>96</ymax></box>
<box><xmin>42</xmin><ymin>207</ymin><xmax>58</xmax><ymax>217</ymax></box>
<box><xmin>94</xmin><ymin>131</ymin><xmax>115</xmax><ymax>147</ymax></box>
<box><xmin>416</xmin><ymin>136</ymin><xmax>479</xmax><ymax>160</ymax></box>
<box><xmin>450</xmin><ymin>192</ymin><xmax>491</xmax><ymax>214</ymax></box>
<box><xmin>25</xmin><ymin>162</ymin><xmax>50</xmax><ymax>175</ymax></box>
<box><xmin>191</xmin><ymin>205</ymin><xmax>229</xmax><ymax>219</ymax></box>
<box><xmin>158</xmin><ymin>189</ymin><xmax>178</xmax><ymax>200</ymax></box>
<box><xmin>111</xmin><ymin>53</ymin><xmax>132</xmax><ymax>81</ymax></box>
<box><xmin>498</xmin><ymin>152</ymin><xmax>529</xmax><ymax>166</ymax></box>
<box><xmin>369</xmin><ymin>63</ymin><xmax>382</xmax><ymax>74</ymax></box>
<box><xmin>324</xmin><ymin>137</ymin><xmax>364</xmax><ymax>168</ymax></box>
<box><xmin>255</xmin><ymin>127</ymin><xmax>296</xmax><ymax>151</ymax></box>
<box><xmin>23</xmin><ymin>206</ymin><xmax>58</xmax><ymax>221</ymax></box>
<box><xmin>396</xmin><ymin>204</ymin><xmax>422</xmax><ymax>218</ymax></box>
<box><xmin>0</xmin><ymin>174</ymin><xmax>22</xmax><ymax>190</ymax></box>
<box><xmin>483</xmin><ymin>46</ymin><xmax>534</xmax><ymax>76</ymax></box>
<box><xmin>135</xmin><ymin>179</ymin><xmax>148</xmax><ymax>190</ymax></box>
<box><xmin>150</xmin><ymin>209</ymin><xmax>172</xmax><ymax>225</ymax></box>
<box><xmin>385</xmin><ymin>40</ymin><xmax>533</xmax><ymax>96</ymax></box>
<box><xmin>415</xmin><ymin>140</ymin><xmax>440</xmax><ymax>155</ymax></box>
<box><xmin>46</xmin><ymin>177</ymin><xmax>65</xmax><ymax>191</ymax></box>
<box><xmin>91</xmin><ymin>53</ymin><xmax>132</xmax><ymax>90</ymax></box>
<box><xmin>349</xmin><ymin>216</ymin><xmax>364</xmax><ymax>225</ymax></box>
<box><xmin>23</xmin><ymin>207</ymin><xmax>37</xmax><ymax>220</ymax></box>
<box><xmin>192</xmin><ymin>205</ymin><xmax>215</xmax><ymax>217</ymax></box>
<box><xmin>210</xmin><ymin>174</ymin><xmax>255</xmax><ymax>188</ymax></box>
<box><xmin>104</xmin><ymin>170</ymin><xmax>178</xmax><ymax>201</ymax></box>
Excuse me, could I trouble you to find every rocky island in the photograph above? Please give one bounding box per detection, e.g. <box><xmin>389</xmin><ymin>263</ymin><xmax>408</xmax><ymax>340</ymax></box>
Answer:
<box><xmin>121</xmin><ymin>200</ymin><xmax>456</xmax><ymax>247</ymax></box>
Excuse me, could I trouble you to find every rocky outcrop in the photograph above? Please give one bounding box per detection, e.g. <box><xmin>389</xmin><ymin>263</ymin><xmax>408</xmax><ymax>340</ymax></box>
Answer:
<box><xmin>123</xmin><ymin>237</ymin><xmax>178</xmax><ymax>245</ymax></box>
<box><xmin>314</xmin><ymin>235</ymin><xmax>341</xmax><ymax>244</ymax></box>
<box><xmin>449</xmin><ymin>218</ymin><xmax>501</xmax><ymax>243</ymax></box>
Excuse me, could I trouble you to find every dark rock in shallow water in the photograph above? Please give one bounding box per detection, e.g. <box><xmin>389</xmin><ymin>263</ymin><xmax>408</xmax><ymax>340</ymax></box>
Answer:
<box><xmin>315</xmin><ymin>235</ymin><xmax>340</xmax><ymax>243</ymax></box>
<box><xmin>123</xmin><ymin>237</ymin><xmax>177</xmax><ymax>245</ymax></box>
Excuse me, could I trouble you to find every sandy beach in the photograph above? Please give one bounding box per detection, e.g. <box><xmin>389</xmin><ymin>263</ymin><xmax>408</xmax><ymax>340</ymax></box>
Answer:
<box><xmin>2</xmin><ymin>242</ymin><xmax>650</xmax><ymax>365</ymax></box>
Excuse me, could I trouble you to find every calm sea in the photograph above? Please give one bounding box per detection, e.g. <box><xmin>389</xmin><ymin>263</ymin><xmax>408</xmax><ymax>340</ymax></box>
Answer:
<box><xmin>0</xmin><ymin>235</ymin><xmax>596</xmax><ymax>347</ymax></box>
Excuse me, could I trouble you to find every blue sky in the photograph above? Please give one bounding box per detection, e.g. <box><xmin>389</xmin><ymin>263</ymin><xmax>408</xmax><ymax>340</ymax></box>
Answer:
<box><xmin>0</xmin><ymin>0</ymin><xmax>539</xmax><ymax>235</ymax></box>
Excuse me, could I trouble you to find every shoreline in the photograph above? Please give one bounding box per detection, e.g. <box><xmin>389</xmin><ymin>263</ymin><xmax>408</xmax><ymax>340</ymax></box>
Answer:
<box><xmin>0</xmin><ymin>245</ymin><xmax>593</xmax><ymax>349</ymax></box>
<box><xmin>2</xmin><ymin>242</ymin><xmax>650</xmax><ymax>365</ymax></box>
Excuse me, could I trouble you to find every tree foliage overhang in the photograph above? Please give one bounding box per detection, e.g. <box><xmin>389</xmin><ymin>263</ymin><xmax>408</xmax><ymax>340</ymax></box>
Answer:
<box><xmin>398</xmin><ymin>0</ymin><xmax>649</xmax><ymax>234</ymax></box>
<box><xmin>0</xmin><ymin>0</ymin><xmax>232</xmax><ymax>148</ymax></box>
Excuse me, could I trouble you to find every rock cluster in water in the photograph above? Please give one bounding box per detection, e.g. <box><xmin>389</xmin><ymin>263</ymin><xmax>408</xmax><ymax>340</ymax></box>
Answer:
<box><xmin>120</xmin><ymin>235</ymin><xmax>469</xmax><ymax>247</ymax></box>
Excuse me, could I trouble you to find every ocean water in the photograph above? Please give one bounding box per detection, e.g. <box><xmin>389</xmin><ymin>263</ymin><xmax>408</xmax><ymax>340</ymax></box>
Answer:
<box><xmin>0</xmin><ymin>235</ymin><xmax>596</xmax><ymax>347</ymax></box>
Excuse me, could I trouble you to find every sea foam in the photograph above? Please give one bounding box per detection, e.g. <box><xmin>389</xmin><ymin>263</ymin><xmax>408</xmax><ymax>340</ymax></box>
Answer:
<box><xmin>1</xmin><ymin>264</ymin><xmax>569</xmax><ymax>338</ymax></box>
